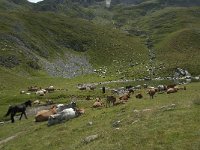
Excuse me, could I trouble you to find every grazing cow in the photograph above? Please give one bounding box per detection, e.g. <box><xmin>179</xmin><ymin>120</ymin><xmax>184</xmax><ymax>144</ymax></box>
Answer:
<box><xmin>77</xmin><ymin>84</ymin><xmax>87</xmax><ymax>90</ymax></box>
<box><xmin>135</xmin><ymin>93</ymin><xmax>143</xmax><ymax>99</ymax></box>
<box><xmin>35</xmin><ymin>105</ymin><xmax>57</xmax><ymax>122</ymax></box>
<box><xmin>28</xmin><ymin>86</ymin><xmax>38</xmax><ymax>92</ymax></box>
<box><xmin>56</xmin><ymin>101</ymin><xmax>77</xmax><ymax>113</ymax></box>
<box><xmin>36</xmin><ymin>90</ymin><xmax>45</xmax><ymax>96</ymax></box>
<box><xmin>79</xmin><ymin>87</ymin><xmax>86</xmax><ymax>90</ymax></box>
<box><xmin>45</xmin><ymin>86</ymin><xmax>55</xmax><ymax>92</ymax></box>
<box><xmin>167</xmin><ymin>88</ymin><xmax>177</xmax><ymax>94</ymax></box>
<box><xmin>48</xmin><ymin>108</ymin><xmax>84</xmax><ymax>126</ymax></box>
<box><xmin>106</xmin><ymin>96</ymin><xmax>116</xmax><ymax>107</ymax></box>
<box><xmin>20</xmin><ymin>91</ymin><xmax>25</xmax><ymax>94</ymax></box>
<box><xmin>147</xmin><ymin>89</ymin><xmax>156</xmax><ymax>99</ymax></box>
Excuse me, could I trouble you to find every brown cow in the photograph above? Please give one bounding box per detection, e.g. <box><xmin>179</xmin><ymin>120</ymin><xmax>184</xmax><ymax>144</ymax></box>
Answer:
<box><xmin>93</xmin><ymin>98</ymin><xmax>104</xmax><ymax>108</ymax></box>
<box><xmin>135</xmin><ymin>93</ymin><xmax>143</xmax><ymax>99</ymax></box>
<box><xmin>119</xmin><ymin>93</ymin><xmax>130</xmax><ymax>101</ymax></box>
<box><xmin>28</xmin><ymin>86</ymin><xmax>38</xmax><ymax>92</ymax></box>
<box><xmin>167</xmin><ymin>88</ymin><xmax>177</xmax><ymax>94</ymax></box>
<box><xmin>147</xmin><ymin>89</ymin><xmax>156</xmax><ymax>99</ymax></box>
<box><xmin>167</xmin><ymin>84</ymin><xmax>176</xmax><ymax>89</ymax></box>
<box><xmin>114</xmin><ymin>100</ymin><xmax>126</xmax><ymax>106</ymax></box>
<box><xmin>35</xmin><ymin>105</ymin><xmax>57</xmax><ymax>122</ymax></box>
<box><xmin>93</xmin><ymin>101</ymin><xmax>104</xmax><ymax>108</ymax></box>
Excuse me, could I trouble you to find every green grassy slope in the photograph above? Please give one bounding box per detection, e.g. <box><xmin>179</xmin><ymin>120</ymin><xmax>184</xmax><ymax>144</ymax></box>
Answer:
<box><xmin>138</xmin><ymin>7</ymin><xmax>200</xmax><ymax>75</ymax></box>
<box><xmin>1</xmin><ymin>0</ymin><xmax>200</xmax><ymax>79</ymax></box>
<box><xmin>110</xmin><ymin>4</ymin><xmax>200</xmax><ymax>76</ymax></box>
<box><xmin>0</xmin><ymin>82</ymin><xmax>200</xmax><ymax>150</ymax></box>
<box><xmin>0</xmin><ymin>1</ymin><xmax>148</xmax><ymax>79</ymax></box>
<box><xmin>0</xmin><ymin>1</ymin><xmax>200</xmax><ymax>149</ymax></box>
<box><xmin>156</xmin><ymin>28</ymin><xmax>200</xmax><ymax>75</ymax></box>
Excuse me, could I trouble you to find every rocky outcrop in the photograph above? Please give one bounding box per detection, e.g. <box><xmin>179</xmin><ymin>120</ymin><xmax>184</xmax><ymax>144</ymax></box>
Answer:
<box><xmin>42</xmin><ymin>52</ymin><xmax>93</xmax><ymax>78</ymax></box>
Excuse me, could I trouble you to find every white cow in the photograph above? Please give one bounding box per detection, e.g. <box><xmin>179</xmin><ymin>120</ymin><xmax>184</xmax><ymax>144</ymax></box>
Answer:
<box><xmin>36</xmin><ymin>90</ymin><xmax>45</xmax><ymax>96</ymax></box>
<box><xmin>48</xmin><ymin>108</ymin><xmax>76</xmax><ymax>126</ymax></box>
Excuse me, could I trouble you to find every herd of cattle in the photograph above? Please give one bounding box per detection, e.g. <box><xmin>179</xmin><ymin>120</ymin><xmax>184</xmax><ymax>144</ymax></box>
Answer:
<box><xmin>92</xmin><ymin>83</ymin><xmax>186</xmax><ymax>108</ymax></box>
<box><xmin>20</xmin><ymin>85</ymin><xmax>65</xmax><ymax>96</ymax></box>
<box><xmin>11</xmin><ymin>83</ymin><xmax>186</xmax><ymax>126</ymax></box>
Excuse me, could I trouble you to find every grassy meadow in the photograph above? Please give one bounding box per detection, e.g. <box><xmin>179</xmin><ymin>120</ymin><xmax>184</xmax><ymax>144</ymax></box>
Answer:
<box><xmin>0</xmin><ymin>75</ymin><xmax>200</xmax><ymax>149</ymax></box>
<box><xmin>0</xmin><ymin>0</ymin><xmax>200</xmax><ymax>149</ymax></box>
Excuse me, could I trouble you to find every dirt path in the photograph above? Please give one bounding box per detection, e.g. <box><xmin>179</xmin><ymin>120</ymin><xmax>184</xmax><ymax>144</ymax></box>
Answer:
<box><xmin>0</xmin><ymin>132</ymin><xmax>23</xmax><ymax>149</ymax></box>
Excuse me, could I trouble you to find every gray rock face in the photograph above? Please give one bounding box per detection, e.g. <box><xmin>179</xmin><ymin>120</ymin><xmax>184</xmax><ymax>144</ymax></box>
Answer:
<box><xmin>42</xmin><ymin>52</ymin><xmax>93</xmax><ymax>78</ymax></box>
<box><xmin>0</xmin><ymin>55</ymin><xmax>20</xmax><ymax>68</ymax></box>
<box><xmin>174</xmin><ymin>68</ymin><xmax>191</xmax><ymax>78</ymax></box>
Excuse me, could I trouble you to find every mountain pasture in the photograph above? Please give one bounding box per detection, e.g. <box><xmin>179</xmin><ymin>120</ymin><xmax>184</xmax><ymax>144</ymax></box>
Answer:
<box><xmin>0</xmin><ymin>77</ymin><xmax>200</xmax><ymax>149</ymax></box>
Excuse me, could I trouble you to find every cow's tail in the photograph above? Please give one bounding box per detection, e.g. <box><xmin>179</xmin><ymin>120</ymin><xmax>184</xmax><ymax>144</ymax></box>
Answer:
<box><xmin>4</xmin><ymin>106</ymin><xmax>12</xmax><ymax>117</ymax></box>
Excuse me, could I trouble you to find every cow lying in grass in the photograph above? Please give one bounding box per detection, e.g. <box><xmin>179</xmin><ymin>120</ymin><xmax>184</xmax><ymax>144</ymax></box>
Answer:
<box><xmin>48</xmin><ymin>108</ymin><xmax>84</xmax><ymax>126</ymax></box>
<box><xmin>56</xmin><ymin>101</ymin><xmax>77</xmax><ymax>113</ymax></box>
<box><xmin>167</xmin><ymin>88</ymin><xmax>178</xmax><ymax>94</ymax></box>
<box><xmin>119</xmin><ymin>93</ymin><xmax>131</xmax><ymax>101</ymax></box>
<box><xmin>135</xmin><ymin>93</ymin><xmax>143</xmax><ymax>99</ymax></box>
<box><xmin>93</xmin><ymin>98</ymin><xmax>104</xmax><ymax>108</ymax></box>
<box><xmin>35</xmin><ymin>105</ymin><xmax>57</xmax><ymax>122</ymax></box>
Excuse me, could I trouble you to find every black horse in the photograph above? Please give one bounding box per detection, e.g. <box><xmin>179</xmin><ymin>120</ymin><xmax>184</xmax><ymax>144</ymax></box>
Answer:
<box><xmin>4</xmin><ymin>100</ymin><xmax>32</xmax><ymax>123</ymax></box>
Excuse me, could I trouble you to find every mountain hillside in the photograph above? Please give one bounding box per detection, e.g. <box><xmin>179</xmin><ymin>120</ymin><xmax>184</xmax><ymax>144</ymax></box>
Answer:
<box><xmin>0</xmin><ymin>1</ymin><xmax>148</xmax><ymax>79</ymax></box>
<box><xmin>109</xmin><ymin>1</ymin><xmax>200</xmax><ymax>76</ymax></box>
<box><xmin>0</xmin><ymin>0</ymin><xmax>199</xmax><ymax>80</ymax></box>
<box><xmin>0</xmin><ymin>1</ymin><xmax>199</xmax><ymax>150</ymax></box>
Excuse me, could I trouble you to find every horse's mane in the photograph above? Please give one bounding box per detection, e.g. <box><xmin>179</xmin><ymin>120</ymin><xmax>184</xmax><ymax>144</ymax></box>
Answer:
<box><xmin>24</xmin><ymin>100</ymin><xmax>32</xmax><ymax>106</ymax></box>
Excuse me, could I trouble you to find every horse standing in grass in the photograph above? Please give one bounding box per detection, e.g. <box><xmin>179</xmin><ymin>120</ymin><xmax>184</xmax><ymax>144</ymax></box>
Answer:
<box><xmin>4</xmin><ymin>100</ymin><xmax>32</xmax><ymax>123</ymax></box>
